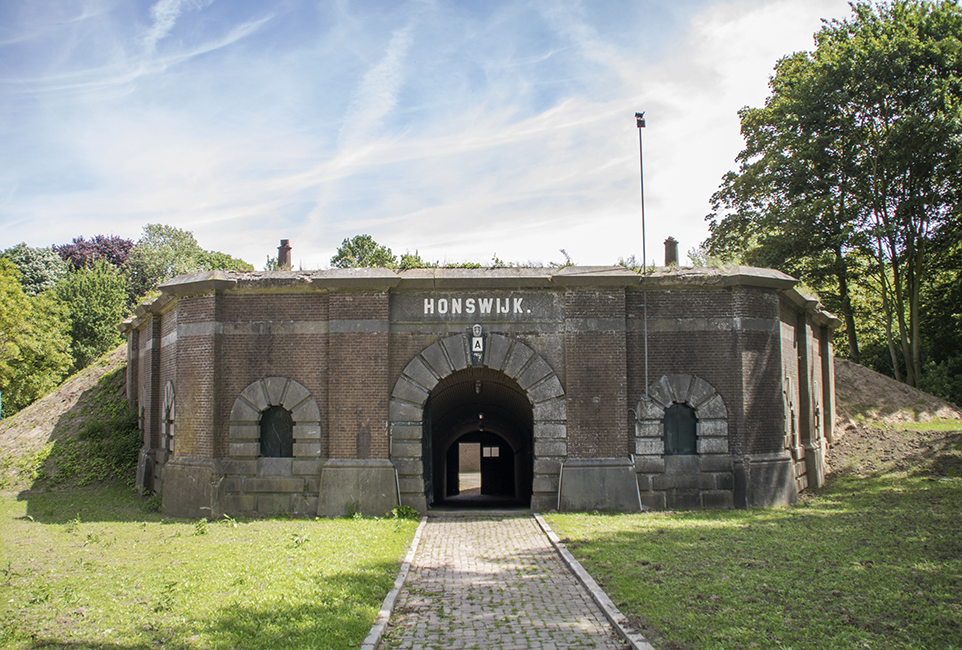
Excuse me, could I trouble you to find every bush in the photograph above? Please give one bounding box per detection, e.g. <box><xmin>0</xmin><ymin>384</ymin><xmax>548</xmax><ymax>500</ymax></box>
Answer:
<box><xmin>55</xmin><ymin>260</ymin><xmax>127</xmax><ymax>370</ymax></box>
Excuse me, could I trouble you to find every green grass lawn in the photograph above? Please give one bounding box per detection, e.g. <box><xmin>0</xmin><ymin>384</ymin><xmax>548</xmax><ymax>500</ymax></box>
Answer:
<box><xmin>548</xmin><ymin>470</ymin><xmax>962</xmax><ymax>649</ymax></box>
<box><xmin>0</xmin><ymin>486</ymin><xmax>418</xmax><ymax>649</ymax></box>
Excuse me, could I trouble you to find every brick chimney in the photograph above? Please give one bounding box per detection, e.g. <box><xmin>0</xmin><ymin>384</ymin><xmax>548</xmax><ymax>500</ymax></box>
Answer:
<box><xmin>277</xmin><ymin>239</ymin><xmax>292</xmax><ymax>269</ymax></box>
<box><xmin>664</xmin><ymin>237</ymin><xmax>678</xmax><ymax>266</ymax></box>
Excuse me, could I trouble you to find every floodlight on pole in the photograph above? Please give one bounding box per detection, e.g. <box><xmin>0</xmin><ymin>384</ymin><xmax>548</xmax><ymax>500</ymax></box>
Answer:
<box><xmin>636</xmin><ymin>111</ymin><xmax>649</xmax><ymax>396</ymax></box>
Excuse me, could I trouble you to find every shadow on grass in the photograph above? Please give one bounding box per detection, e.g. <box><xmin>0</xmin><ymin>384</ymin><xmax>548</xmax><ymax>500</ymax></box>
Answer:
<box><xmin>19</xmin><ymin>483</ymin><xmax>161</xmax><ymax>524</ymax></box>
<box><xmin>551</xmin><ymin>469</ymin><xmax>962</xmax><ymax>650</ymax></box>
<box><xmin>6</xmin><ymin>553</ymin><xmax>401</xmax><ymax>650</ymax></box>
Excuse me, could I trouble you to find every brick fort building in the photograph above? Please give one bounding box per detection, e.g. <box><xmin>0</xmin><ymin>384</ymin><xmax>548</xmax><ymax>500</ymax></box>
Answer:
<box><xmin>124</xmin><ymin>246</ymin><xmax>838</xmax><ymax>518</ymax></box>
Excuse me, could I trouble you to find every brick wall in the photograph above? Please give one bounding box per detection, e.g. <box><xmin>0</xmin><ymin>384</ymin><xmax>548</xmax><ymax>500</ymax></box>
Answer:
<box><xmin>216</xmin><ymin>291</ymin><xmax>329</xmax><ymax>457</ymax></box>
<box><xmin>627</xmin><ymin>286</ymin><xmax>740</xmax><ymax>445</ymax></box>
<box><xmin>328</xmin><ymin>290</ymin><xmax>390</xmax><ymax>459</ymax></box>
<box><xmin>174</xmin><ymin>293</ymin><xmax>217</xmax><ymax>459</ymax></box>
<box><xmin>564</xmin><ymin>288</ymin><xmax>628</xmax><ymax>458</ymax></box>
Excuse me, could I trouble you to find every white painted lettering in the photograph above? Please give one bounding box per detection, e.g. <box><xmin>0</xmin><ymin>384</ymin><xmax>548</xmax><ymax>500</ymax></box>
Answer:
<box><xmin>498</xmin><ymin>298</ymin><xmax>509</xmax><ymax>313</ymax></box>
<box><xmin>424</xmin><ymin>298</ymin><xmax>434</xmax><ymax>315</ymax></box>
<box><xmin>466</xmin><ymin>298</ymin><xmax>476</xmax><ymax>314</ymax></box>
<box><xmin>479</xmin><ymin>298</ymin><xmax>494</xmax><ymax>314</ymax></box>
<box><xmin>438</xmin><ymin>298</ymin><xmax>448</xmax><ymax>314</ymax></box>
<box><xmin>514</xmin><ymin>297</ymin><xmax>523</xmax><ymax>313</ymax></box>
<box><xmin>451</xmin><ymin>298</ymin><xmax>462</xmax><ymax>314</ymax></box>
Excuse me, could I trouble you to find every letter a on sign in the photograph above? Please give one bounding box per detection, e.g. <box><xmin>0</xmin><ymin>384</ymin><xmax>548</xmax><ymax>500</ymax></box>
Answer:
<box><xmin>472</xmin><ymin>337</ymin><xmax>484</xmax><ymax>353</ymax></box>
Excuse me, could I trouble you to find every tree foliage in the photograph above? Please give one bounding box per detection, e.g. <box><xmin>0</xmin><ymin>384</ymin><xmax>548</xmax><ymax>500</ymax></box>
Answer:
<box><xmin>1</xmin><ymin>243</ymin><xmax>68</xmax><ymax>296</ymax></box>
<box><xmin>331</xmin><ymin>234</ymin><xmax>397</xmax><ymax>268</ymax></box>
<box><xmin>705</xmin><ymin>0</ymin><xmax>962</xmax><ymax>391</ymax></box>
<box><xmin>197</xmin><ymin>249</ymin><xmax>254</xmax><ymax>272</ymax></box>
<box><xmin>54</xmin><ymin>260</ymin><xmax>127</xmax><ymax>371</ymax></box>
<box><xmin>125</xmin><ymin>224</ymin><xmax>253</xmax><ymax>298</ymax></box>
<box><xmin>0</xmin><ymin>260</ymin><xmax>72</xmax><ymax>417</ymax></box>
<box><xmin>125</xmin><ymin>224</ymin><xmax>203</xmax><ymax>296</ymax></box>
<box><xmin>53</xmin><ymin>235</ymin><xmax>134</xmax><ymax>271</ymax></box>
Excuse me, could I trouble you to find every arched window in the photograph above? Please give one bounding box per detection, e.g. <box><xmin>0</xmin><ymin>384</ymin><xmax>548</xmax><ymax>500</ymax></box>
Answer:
<box><xmin>664</xmin><ymin>402</ymin><xmax>697</xmax><ymax>455</ymax></box>
<box><xmin>260</xmin><ymin>405</ymin><xmax>294</xmax><ymax>458</ymax></box>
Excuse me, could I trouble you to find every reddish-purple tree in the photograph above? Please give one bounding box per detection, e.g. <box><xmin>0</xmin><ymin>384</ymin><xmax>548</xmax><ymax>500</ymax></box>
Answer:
<box><xmin>54</xmin><ymin>235</ymin><xmax>134</xmax><ymax>270</ymax></box>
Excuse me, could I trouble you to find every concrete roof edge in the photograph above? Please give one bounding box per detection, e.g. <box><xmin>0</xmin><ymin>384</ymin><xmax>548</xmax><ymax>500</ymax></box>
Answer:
<box><xmin>395</xmin><ymin>267</ymin><xmax>554</xmax><ymax>289</ymax></box>
<box><xmin>549</xmin><ymin>266</ymin><xmax>642</xmax><ymax>287</ymax></box>
<box><xmin>160</xmin><ymin>270</ymin><xmax>237</xmax><ymax>295</ymax></box>
<box><xmin>311</xmin><ymin>267</ymin><xmax>401</xmax><ymax>289</ymax></box>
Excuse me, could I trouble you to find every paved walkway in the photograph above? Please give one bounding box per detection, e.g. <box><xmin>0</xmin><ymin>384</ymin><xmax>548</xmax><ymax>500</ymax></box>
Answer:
<box><xmin>380</xmin><ymin>514</ymin><xmax>629</xmax><ymax>650</ymax></box>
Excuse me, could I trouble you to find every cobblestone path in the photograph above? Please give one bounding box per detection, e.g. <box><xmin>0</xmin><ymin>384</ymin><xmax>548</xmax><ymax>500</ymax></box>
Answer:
<box><xmin>380</xmin><ymin>514</ymin><xmax>627</xmax><ymax>650</ymax></box>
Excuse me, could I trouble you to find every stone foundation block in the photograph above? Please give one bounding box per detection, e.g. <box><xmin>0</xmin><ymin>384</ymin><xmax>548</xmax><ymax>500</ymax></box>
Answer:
<box><xmin>293</xmin><ymin>442</ymin><xmax>322</xmax><ymax>457</ymax></box>
<box><xmin>392</xmin><ymin>459</ymin><xmax>421</xmax><ymax>476</ymax></box>
<box><xmin>398</xmin><ymin>477</ymin><xmax>424</xmax><ymax>494</ymax></box>
<box><xmin>230</xmin><ymin>424</ymin><xmax>260</xmax><ymax>441</ymax></box>
<box><xmin>318</xmin><ymin>459</ymin><xmax>398</xmax><ymax>517</ymax></box>
<box><xmin>714</xmin><ymin>472</ymin><xmax>735</xmax><ymax>490</ymax></box>
<box><xmin>257</xmin><ymin>494</ymin><xmax>292</xmax><ymax>515</ymax></box>
<box><xmin>534</xmin><ymin>423</ymin><xmax>566</xmax><ymax>439</ymax></box>
<box><xmin>559</xmin><ymin>458</ymin><xmax>641</xmax><ymax>512</ymax></box>
<box><xmin>666</xmin><ymin>488</ymin><xmax>701</xmax><ymax>510</ymax></box>
<box><xmin>535</xmin><ymin>440</ymin><xmax>567</xmax><ymax>457</ymax></box>
<box><xmin>701</xmin><ymin>491</ymin><xmax>734</xmax><ymax>509</ymax></box>
<box><xmin>217</xmin><ymin>459</ymin><xmax>257</xmax><ymax>476</ymax></box>
<box><xmin>635</xmin><ymin>422</ymin><xmax>663</xmax><ymax>438</ymax></box>
<box><xmin>697</xmin><ymin>437</ymin><xmax>729</xmax><ymax>454</ymax></box>
<box><xmin>635</xmin><ymin>439</ymin><xmax>665</xmax><ymax>455</ymax></box>
<box><xmin>161</xmin><ymin>460</ymin><xmax>212</xmax><ymax>519</ymax></box>
<box><xmin>636</xmin><ymin>474</ymin><xmax>652</xmax><ymax>491</ymax></box>
<box><xmin>533</xmin><ymin>458</ymin><xmax>561</xmax><ymax>475</ymax></box>
<box><xmin>391</xmin><ymin>441</ymin><xmax>421</xmax><ymax>459</ymax></box>
<box><xmin>635</xmin><ymin>456</ymin><xmax>665</xmax><ymax>474</ymax></box>
<box><xmin>248</xmin><ymin>477</ymin><xmax>303</xmax><ymax>493</ymax></box>
<box><xmin>293</xmin><ymin>424</ymin><xmax>321</xmax><ymax>440</ymax></box>
<box><xmin>291</xmin><ymin>495</ymin><xmax>319</xmax><ymax>515</ymax></box>
<box><xmin>222</xmin><ymin>494</ymin><xmax>256</xmax><ymax>513</ymax></box>
<box><xmin>391</xmin><ymin>424</ymin><xmax>422</xmax><ymax>440</ymax></box>
<box><xmin>699</xmin><ymin>455</ymin><xmax>734</xmax><ymax>472</ymax></box>
<box><xmin>257</xmin><ymin>457</ymin><xmax>293</xmax><ymax>475</ymax></box>
<box><xmin>292</xmin><ymin>459</ymin><xmax>323</xmax><ymax>476</ymax></box>
<box><xmin>640</xmin><ymin>492</ymin><xmax>666</xmax><ymax>510</ymax></box>
<box><xmin>229</xmin><ymin>442</ymin><xmax>259</xmax><ymax>458</ymax></box>
<box><xmin>532</xmin><ymin>476</ymin><xmax>559</xmax><ymax>494</ymax></box>
<box><xmin>531</xmin><ymin>493</ymin><xmax>557</xmax><ymax>512</ymax></box>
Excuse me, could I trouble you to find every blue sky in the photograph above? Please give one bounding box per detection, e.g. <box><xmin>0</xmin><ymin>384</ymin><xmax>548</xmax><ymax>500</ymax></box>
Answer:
<box><xmin>1</xmin><ymin>0</ymin><xmax>853</xmax><ymax>270</ymax></box>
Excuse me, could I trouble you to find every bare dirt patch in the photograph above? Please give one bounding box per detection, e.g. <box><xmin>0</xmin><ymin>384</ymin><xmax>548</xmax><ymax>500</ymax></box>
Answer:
<box><xmin>834</xmin><ymin>357</ymin><xmax>961</xmax><ymax>425</ymax></box>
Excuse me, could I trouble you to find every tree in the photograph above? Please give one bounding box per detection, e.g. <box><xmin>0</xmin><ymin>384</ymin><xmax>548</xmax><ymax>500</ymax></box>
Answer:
<box><xmin>55</xmin><ymin>260</ymin><xmax>127</xmax><ymax>370</ymax></box>
<box><xmin>331</xmin><ymin>235</ymin><xmax>397</xmax><ymax>268</ymax></box>
<box><xmin>53</xmin><ymin>235</ymin><xmax>134</xmax><ymax>270</ymax></box>
<box><xmin>196</xmin><ymin>250</ymin><xmax>254</xmax><ymax>272</ymax></box>
<box><xmin>0</xmin><ymin>260</ymin><xmax>72</xmax><ymax>417</ymax></box>
<box><xmin>705</xmin><ymin>0</ymin><xmax>962</xmax><ymax>387</ymax></box>
<box><xmin>1</xmin><ymin>243</ymin><xmax>68</xmax><ymax>296</ymax></box>
<box><xmin>125</xmin><ymin>224</ymin><xmax>255</xmax><ymax>300</ymax></box>
<box><xmin>125</xmin><ymin>224</ymin><xmax>204</xmax><ymax>297</ymax></box>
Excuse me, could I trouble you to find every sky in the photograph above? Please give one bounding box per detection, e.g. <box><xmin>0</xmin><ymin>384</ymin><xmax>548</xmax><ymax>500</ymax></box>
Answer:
<box><xmin>0</xmin><ymin>0</ymin><xmax>856</xmax><ymax>270</ymax></box>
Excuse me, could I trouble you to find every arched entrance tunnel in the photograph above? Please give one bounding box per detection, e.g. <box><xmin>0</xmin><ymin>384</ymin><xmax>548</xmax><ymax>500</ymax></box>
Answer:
<box><xmin>424</xmin><ymin>367</ymin><xmax>533</xmax><ymax>509</ymax></box>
